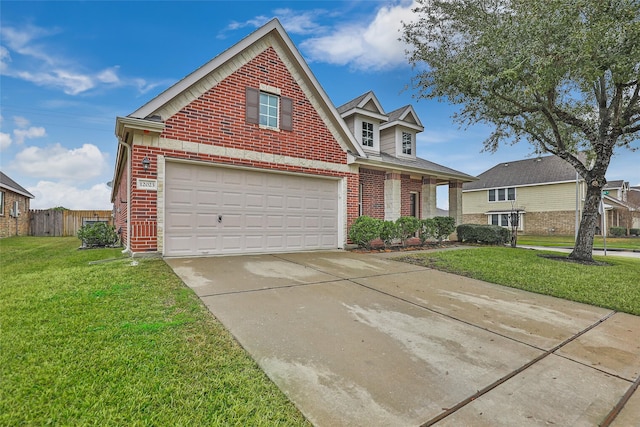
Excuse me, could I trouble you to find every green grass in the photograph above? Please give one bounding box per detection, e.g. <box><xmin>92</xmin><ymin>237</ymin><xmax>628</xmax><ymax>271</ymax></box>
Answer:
<box><xmin>0</xmin><ymin>237</ymin><xmax>309</xmax><ymax>426</ymax></box>
<box><xmin>396</xmin><ymin>247</ymin><xmax>640</xmax><ymax>315</ymax></box>
<box><xmin>516</xmin><ymin>234</ymin><xmax>640</xmax><ymax>250</ymax></box>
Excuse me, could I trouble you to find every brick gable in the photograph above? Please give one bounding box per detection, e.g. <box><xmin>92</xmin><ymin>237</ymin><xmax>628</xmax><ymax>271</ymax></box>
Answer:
<box><xmin>161</xmin><ymin>47</ymin><xmax>347</xmax><ymax>165</ymax></box>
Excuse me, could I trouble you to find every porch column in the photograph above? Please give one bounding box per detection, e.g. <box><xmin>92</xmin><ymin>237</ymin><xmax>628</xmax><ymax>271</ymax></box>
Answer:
<box><xmin>449</xmin><ymin>180</ymin><xmax>463</xmax><ymax>226</ymax></box>
<box><xmin>384</xmin><ymin>172</ymin><xmax>401</xmax><ymax>221</ymax></box>
<box><xmin>421</xmin><ymin>176</ymin><xmax>438</xmax><ymax>218</ymax></box>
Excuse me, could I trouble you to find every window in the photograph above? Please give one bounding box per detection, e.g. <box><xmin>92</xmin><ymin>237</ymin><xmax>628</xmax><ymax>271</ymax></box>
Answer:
<box><xmin>489</xmin><ymin>212</ymin><xmax>523</xmax><ymax>229</ymax></box>
<box><xmin>402</xmin><ymin>132</ymin><xmax>412</xmax><ymax>155</ymax></box>
<box><xmin>245</xmin><ymin>87</ymin><xmax>293</xmax><ymax>131</ymax></box>
<box><xmin>260</xmin><ymin>92</ymin><xmax>279</xmax><ymax>128</ymax></box>
<box><xmin>488</xmin><ymin>187</ymin><xmax>516</xmax><ymax>202</ymax></box>
<box><xmin>0</xmin><ymin>191</ymin><xmax>4</xmax><ymax>215</ymax></box>
<box><xmin>362</xmin><ymin>122</ymin><xmax>374</xmax><ymax>147</ymax></box>
<box><xmin>358</xmin><ymin>183</ymin><xmax>363</xmax><ymax>216</ymax></box>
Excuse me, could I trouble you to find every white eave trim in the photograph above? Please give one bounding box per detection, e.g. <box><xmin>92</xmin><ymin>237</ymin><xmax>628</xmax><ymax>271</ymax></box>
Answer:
<box><xmin>356</xmin><ymin>157</ymin><xmax>475</xmax><ymax>182</ymax></box>
<box><xmin>462</xmin><ymin>178</ymin><xmax>585</xmax><ymax>193</ymax></box>
<box><xmin>379</xmin><ymin>120</ymin><xmax>424</xmax><ymax>132</ymax></box>
<box><xmin>0</xmin><ymin>183</ymin><xmax>34</xmax><ymax>199</ymax></box>
<box><xmin>115</xmin><ymin>116</ymin><xmax>165</xmax><ymax>139</ymax></box>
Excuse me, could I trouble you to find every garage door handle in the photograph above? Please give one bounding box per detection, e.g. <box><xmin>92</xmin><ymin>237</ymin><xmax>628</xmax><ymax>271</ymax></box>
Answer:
<box><xmin>218</xmin><ymin>215</ymin><xmax>223</xmax><ymax>223</ymax></box>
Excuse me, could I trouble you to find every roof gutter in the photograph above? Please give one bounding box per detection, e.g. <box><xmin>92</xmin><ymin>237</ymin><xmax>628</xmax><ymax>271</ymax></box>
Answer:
<box><xmin>355</xmin><ymin>157</ymin><xmax>476</xmax><ymax>183</ymax></box>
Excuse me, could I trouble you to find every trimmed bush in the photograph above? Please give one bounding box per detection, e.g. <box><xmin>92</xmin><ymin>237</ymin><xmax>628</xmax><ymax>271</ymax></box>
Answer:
<box><xmin>630</xmin><ymin>228</ymin><xmax>640</xmax><ymax>237</ymax></box>
<box><xmin>348</xmin><ymin>216</ymin><xmax>382</xmax><ymax>249</ymax></box>
<box><xmin>432</xmin><ymin>216</ymin><xmax>456</xmax><ymax>242</ymax></box>
<box><xmin>379</xmin><ymin>220</ymin><xmax>398</xmax><ymax>248</ymax></box>
<box><xmin>419</xmin><ymin>218</ymin><xmax>436</xmax><ymax>244</ymax></box>
<box><xmin>456</xmin><ymin>223</ymin><xmax>510</xmax><ymax>245</ymax></box>
<box><xmin>610</xmin><ymin>227</ymin><xmax>627</xmax><ymax>237</ymax></box>
<box><xmin>77</xmin><ymin>222</ymin><xmax>119</xmax><ymax>248</ymax></box>
<box><xmin>396</xmin><ymin>216</ymin><xmax>421</xmax><ymax>246</ymax></box>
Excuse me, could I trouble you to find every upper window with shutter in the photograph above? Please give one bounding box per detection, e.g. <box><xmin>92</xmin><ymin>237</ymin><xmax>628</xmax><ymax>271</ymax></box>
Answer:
<box><xmin>245</xmin><ymin>86</ymin><xmax>292</xmax><ymax>131</ymax></box>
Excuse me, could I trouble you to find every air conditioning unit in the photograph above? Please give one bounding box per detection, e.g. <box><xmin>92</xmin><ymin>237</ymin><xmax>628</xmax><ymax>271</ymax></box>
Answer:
<box><xmin>10</xmin><ymin>201</ymin><xmax>20</xmax><ymax>218</ymax></box>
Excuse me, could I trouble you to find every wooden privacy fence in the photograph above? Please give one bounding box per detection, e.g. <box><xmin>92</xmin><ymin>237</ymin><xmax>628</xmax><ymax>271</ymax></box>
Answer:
<box><xmin>30</xmin><ymin>209</ymin><xmax>113</xmax><ymax>237</ymax></box>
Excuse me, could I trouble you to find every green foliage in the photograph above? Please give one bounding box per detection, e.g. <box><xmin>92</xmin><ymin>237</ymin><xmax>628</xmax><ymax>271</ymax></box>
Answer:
<box><xmin>348</xmin><ymin>216</ymin><xmax>382</xmax><ymax>249</ymax></box>
<box><xmin>431</xmin><ymin>216</ymin><xmax>456</xmax><ymax>242</ymax></box>
<box><xmin>419</xmin><ymin>218</ymin><xmax>436</xmax><ymax>244</ymax></box>
<box><xmin>396</xmin><ymin>216</ymin><xmax>421</xmax><ymax>246</ymax></box>
<box><xmin>609</xmin><ymin>227</ymin><xmax>627</xmax><ymax>237</ymax></box>
<box><xmin>457</xmin><ymin>224</ymin><xmax>510</xmax><ymax>245</ymax></box>
<box><xmin>0</xmin><ymin>237</ymin><xmax>309</xmax><ymax>426</ymax></box>
<box><xmin>379</xmin><ymin>220</ymin><xmax>399</xmax><ymax>248</ymax></box>
<box><xmin>77</xmin><ymin>222</ymin><xmax>119</xmax><ymax>248</ymax></box>
<box><xmin>398</xmin><ymin>247</ymin><xmax>640</xmax><ymax>316</ymax></box>
<box><xmin>403</xmin><ymin>0</ymin><xmax>640</xmax><ymax>260</ymax></box>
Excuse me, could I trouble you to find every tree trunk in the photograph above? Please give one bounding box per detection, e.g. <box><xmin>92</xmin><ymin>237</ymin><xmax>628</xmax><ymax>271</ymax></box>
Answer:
<box><xmin>569</xmin><ymin>180</ymin><xmax>603</xmax><ymax>262</ymax></box>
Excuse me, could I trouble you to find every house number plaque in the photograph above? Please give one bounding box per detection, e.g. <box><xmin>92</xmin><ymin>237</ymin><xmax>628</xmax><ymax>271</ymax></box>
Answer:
<box><xmin>137</xmin><ymin>178</ymin><xmax>158</xmax><ymax>191</ymax></box>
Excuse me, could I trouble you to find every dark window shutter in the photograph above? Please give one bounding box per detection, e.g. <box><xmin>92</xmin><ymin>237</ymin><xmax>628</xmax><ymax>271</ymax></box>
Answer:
<box><xmin>246</xmin><ymin>87</ymin><xmax>259</xmax><ymax>124</ymax></box>
<box><xmin>280</xmin><ymin>96</ymin><xmax>293</xmax><ymax>131</ymax></box>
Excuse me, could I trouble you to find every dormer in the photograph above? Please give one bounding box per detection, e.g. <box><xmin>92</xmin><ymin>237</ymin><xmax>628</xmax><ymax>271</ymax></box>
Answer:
<box><xmin>337</xmin><ymin>91</ymin><xmax>388</xmax><ymax>155</ymax></box>
<box><xmin>379</xmin><ymin>105</ymin><xmax>424</xmax><ymax>160</ymax></box>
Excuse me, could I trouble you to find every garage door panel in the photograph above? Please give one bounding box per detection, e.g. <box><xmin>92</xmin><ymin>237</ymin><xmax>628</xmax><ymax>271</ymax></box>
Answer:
<box><xmin>165</xmin><ymin>162</ymin><xmax>339</xmax><ymax>256</ymax></box>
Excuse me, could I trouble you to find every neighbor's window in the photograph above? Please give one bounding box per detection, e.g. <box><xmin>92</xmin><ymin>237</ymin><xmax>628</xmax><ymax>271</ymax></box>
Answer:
<box><xmin>362</xmin><ymin>122</ymin><xmax>374</xmax><ymax>147</ymax></box>
<box><xmin>489</xmin><ymin>187</ymin><xmax>516</xmax><ymax>202</ymax></box>
<box><xmin>0</xmin><ymin>191</ymin><xmax>4</xmax><ymax>215</ymax></box>
<box><xmin>260</xmin><ymin>92</ymin><xmax>279</xmax><ymax>128</ymax></box>
<box><xmin>402</xmin><ymin>132</ymin><xmax>412</xmax><ymax>155</ymax></box>
<box><xmin>490</xmin><ymin>212</ymin><xmax>522</xmax><ymax>229</ymax></box>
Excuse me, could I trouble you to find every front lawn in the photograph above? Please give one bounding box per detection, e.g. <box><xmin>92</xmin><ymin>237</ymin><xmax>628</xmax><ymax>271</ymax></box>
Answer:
<box><xmin>396</xmin><ymin>247</ymin><xmax>640</xmax><ymax>315</ymax></box>
<box><xmin>516</xmin><ymin>234</ymin><xmax>640</xmax><ymax>251</ymax></box>
<box><xmin>0</xmin><ymin>237</ymin><xmax>309</xmax><ymax>426</ymax></box>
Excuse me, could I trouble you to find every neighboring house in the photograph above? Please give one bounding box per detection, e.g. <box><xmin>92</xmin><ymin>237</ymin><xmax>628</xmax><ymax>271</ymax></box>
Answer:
<box><xmin>111</xmin><ymin>19</ymin><xmax>473</xmax><ymax>257</ymax></box>
<box><xmin>602</xmin><ymin>180</ymin><xmax>640</xmax><ymax>231</ymax></box>
<box><xmin>0</xmin><ymin>171</ymin><xmax>34</xmax><ymax>238</ymax></box>
<box><xmin>463</xmin><ymin>154</ymin><xmax>638</xmax><ymax>235</ymax></box>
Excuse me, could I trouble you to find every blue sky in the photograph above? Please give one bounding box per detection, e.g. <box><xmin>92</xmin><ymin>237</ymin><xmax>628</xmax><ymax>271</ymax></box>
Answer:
<box><xmin>1</xmin><ymin>0</ymin><xmax>638</xmax><ymax>210</ymax></box>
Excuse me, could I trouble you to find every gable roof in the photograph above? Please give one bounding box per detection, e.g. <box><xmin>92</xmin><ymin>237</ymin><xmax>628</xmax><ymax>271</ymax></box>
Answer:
<box><xmin>604</xmin><ymin>180</ymin><xmax>628</xmax><ymax>189</ymax></box>
<box><xmin>463</xmin><ymin>154</ymin><xmax>582</xmax><ymax>191</ymax></box>
<box><xmin>0</xmin><ymin>171</ymin><xmax>34</xmax><ymax>199</ymax></box>
<box><xmin>121</xmin><ymin>18</ymin><xmax>365</xmax><ymax>158</ymax></box>
<box><xmin>336</xmin><ymin>91</ymin><xmax>388</xmax><ymax>122</ymax></box>
<box><xmin>380</xmin><ymin>105</ymin><xmax>424</xmax><ymax>132</ymax></box>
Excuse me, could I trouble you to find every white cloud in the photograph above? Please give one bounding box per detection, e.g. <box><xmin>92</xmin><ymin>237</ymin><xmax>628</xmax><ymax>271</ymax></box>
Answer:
<box><xmin>28</xmin><ymin>181</ymin><xmax>112</xmax><ymax>210</ymax></box>
<box><xmin>0</xmin><ymin>132</ymin><xmax>12</xmax><ymax>150</ymax></box>
<box><xmin>0</xmin><ymin>23</ymin><xmax>162</xmax><ymax>95</ymax></box>
<box><xmin>219</xmin><ymin>8</ymin><xmax>328</xmax><ymax>39</ymax></box>
<box><xmin>300</xmin><ymin>1</ymin><xmax>418</xmax><ymax>71</ymax></box>
<box><xmin>13</xmin><ymin>116</ymin><xmax>30</xmax><ymax>128</ymax></box>
<box><xmin>13</xmin><ymin>126</ymin><xmax>46</xmax><ymax>145</ymax></box>
<box><xmin>15</xmin><ymin>143</ymin><xmax>107</xmax><ymax>181</ymax></box>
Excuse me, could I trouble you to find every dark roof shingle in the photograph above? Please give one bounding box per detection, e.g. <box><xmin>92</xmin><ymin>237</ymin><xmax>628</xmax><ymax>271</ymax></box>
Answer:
<box><xmin>0</xmin><ymin>171</ymin><xmax>35</xmax><ymax>198</ymax></box>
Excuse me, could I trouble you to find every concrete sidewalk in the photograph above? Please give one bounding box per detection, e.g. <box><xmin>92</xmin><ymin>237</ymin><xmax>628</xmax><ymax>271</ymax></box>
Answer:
<box><xmin>166</xmin><ymin>251</ymin><xmax>640</xmax><ymax>426</ymax></box>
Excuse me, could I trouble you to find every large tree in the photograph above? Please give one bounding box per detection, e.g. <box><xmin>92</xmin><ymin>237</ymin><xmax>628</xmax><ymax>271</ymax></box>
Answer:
<box><xmin>403</xmin><ymin>0</ymin><xmax>639</xmax><ymax>262</ymax></box>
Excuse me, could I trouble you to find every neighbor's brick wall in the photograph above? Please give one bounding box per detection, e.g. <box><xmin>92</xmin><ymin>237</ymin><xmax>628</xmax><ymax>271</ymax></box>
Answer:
<box><xmin>0</xmin><ymin>191</ymin><xmax>30</xmax><ymax>238</ymax></box>
<box><xmin>400</xmin><ymin>174</ymin><xmax>422</xmax><ymax>217</ymax></box>
<box><xmin>113</xmin><ymin>165</ymin><xmax>129</xmax><ymax>246</ymax></box>
<box><xmin>359</xmin><ymin>168</ymin><xmax>385</xmax><ymax>219</ymax></box>
<box><xmin>124</xmin><ymin>47</ymin><xmax>356</xmax><ymax>253</ymax></box>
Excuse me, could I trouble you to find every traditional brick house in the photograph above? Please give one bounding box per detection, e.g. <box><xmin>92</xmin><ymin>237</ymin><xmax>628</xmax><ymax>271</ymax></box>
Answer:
<box><xmin>462</xmin><ymin>154</ymin><xmax>638</xmax><ymax>235</ymax></box>
<box><xmin>111</xmin><ymin>19</ymin><xmax>473</xmax><ymax>256</ymax></box>
<box><xmin>0</xmin><ymin>171</ymin><xmax>34</xmax><ymax>238</ymax></box>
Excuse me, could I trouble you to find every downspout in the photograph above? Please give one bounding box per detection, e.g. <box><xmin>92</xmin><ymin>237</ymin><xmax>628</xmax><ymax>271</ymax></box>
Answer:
<box><xmin>117</xmin><ymin>136</ymin><xmax>132</xmax><ymax>253</ymax></box>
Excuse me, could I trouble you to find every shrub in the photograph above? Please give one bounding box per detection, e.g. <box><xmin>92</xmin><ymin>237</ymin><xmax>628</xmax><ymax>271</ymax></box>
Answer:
<box><xmin>348</xmin><ymin>216</ymin><xmax>381</xmax><ymax>249</ymax></box>
<box><xmin>456</xmin><ymin>223</ymin><xmax>510</xmax><ymax>245</ymax></box>
<box><xmin>379</xmin><ymin>220</ymin><xmax>399</xmax><ymax>248</ymax></box>
<box><xmin>419</xmin><ymin>218</ymin><xmax>436</xmax><ymax>244</ymax></box>
<box><xmin>77</xmin><ymin>222</ymin><xmax>119</xmax><ymax>248</ymax></box>
<box><xmin>431</xmin><ymin>216</ymin><xmax>456</xmax><ymax>242</ymax></box>
<box><xmin>396</xmin><ymin>216</ymin><xmax>421</xmax><ymax>246</ymax></box>
<box><xmin>609</xmin><ymin>227</ymin><xmax>627</xmax><ymax>237</ymax></box>
<box><xmin>630</xmin><ymin>228</ymin><xmax>640</xmax><ymax>237</ymax></box>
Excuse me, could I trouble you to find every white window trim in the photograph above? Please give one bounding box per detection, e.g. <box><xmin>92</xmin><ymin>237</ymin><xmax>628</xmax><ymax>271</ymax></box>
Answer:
<box><xmin>487</xmin><ymin>211</ymin><xmax>524</xmax><ymax>230</ymax></box>
<box><xmin>395</xmin><ymin>128</ymin><xmax>415</xmax><ymax>159</ymax></box>
<box><xmin>0</xmin><ymin>191</ymin><xmax>4</xmax><ymax>216</ymax></box>
<box><xmin>488</xmin><ymin>187</ymin><xmax>516</xmax><ymax>202</ymax></box>
<box><xmin>355</xmin><ymin>116</ymin><xmax>380</xmax><ymax>152</ymax></box>
<box><xmin>259</xmin><ymin>92</ymin><xmax>280</xmax><ymax>131</ymax></box>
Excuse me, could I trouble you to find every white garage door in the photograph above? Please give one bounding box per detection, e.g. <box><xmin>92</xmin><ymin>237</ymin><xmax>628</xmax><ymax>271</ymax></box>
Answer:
<box><xmin>164</xmin><ymin>161</ymin><xmax>340</xmax><ymax>256</ymax></box>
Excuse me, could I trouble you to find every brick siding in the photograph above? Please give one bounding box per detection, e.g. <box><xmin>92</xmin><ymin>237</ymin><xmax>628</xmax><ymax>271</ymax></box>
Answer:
<box><xmin>359</xmin><ymin>168</ymin><xmax>385</xmax><ymax>219</ymax></box>
<box><xmin>0</xmin><ymin>191</ymin><xmax>30</xmax><ymax>238</ymax></box>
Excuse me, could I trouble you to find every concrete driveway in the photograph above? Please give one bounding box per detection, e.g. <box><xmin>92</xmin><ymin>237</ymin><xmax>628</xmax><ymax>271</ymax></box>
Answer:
<box><xmin>166</xmin><ymin>251</ymin><xmax>640</xmax><ymax>426</ymax></box>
